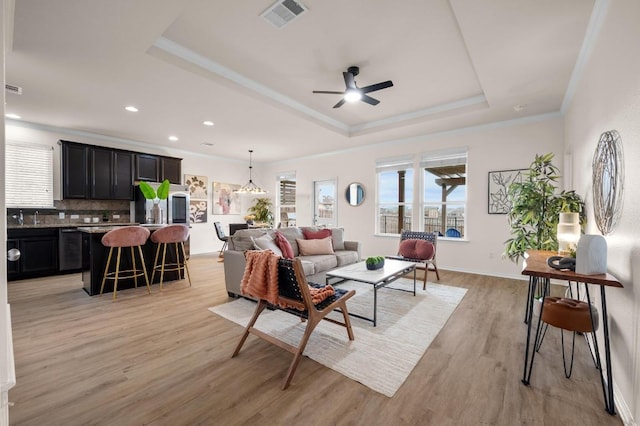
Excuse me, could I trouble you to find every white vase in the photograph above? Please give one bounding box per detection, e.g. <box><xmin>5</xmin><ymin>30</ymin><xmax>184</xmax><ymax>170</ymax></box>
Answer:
<box><xmin>152</xmin><ymin>203</ymin><xmax>161</xmax><ymax>224</ymax></box>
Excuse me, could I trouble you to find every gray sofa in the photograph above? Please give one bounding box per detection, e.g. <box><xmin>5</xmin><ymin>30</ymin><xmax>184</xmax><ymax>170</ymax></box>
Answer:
<box><xmin>223</xmin><ymin>227</ymin><xmax>361</xmax><ymax>297</ymax></box>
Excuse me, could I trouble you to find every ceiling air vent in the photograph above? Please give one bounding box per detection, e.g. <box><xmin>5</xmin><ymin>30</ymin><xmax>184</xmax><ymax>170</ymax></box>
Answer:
<box><xmin>5</xmin><ymin>84</ymin><xmax>22</xmax><ymax>95</ymax></box>
<box><xmin>261</xmin><ymin>0</ymin><xmax>306</xmax><ymax>29</ymax></box>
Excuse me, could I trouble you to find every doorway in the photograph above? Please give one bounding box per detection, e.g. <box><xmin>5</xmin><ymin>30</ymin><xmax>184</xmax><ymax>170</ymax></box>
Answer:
<box><xmin>313</xmin><ymin>179</ymin><xmax>336</xmax><ymax>228</ymax></box>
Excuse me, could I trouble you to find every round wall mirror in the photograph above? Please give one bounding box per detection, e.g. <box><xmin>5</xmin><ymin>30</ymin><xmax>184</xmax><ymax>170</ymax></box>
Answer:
<box><xmin>345</xmin><ymin>182</ymin><xmax>365</xmax><ymax>206</ymax></box>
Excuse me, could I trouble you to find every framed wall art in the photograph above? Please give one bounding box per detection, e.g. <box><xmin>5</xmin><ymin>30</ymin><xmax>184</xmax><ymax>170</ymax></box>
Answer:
<box><xmin>212</xmin><ymin>182</ymin><xmax>241</xmax><ymax>215</ymax></box>
<box><xmin>488</xmin><ymin>169</ymin><xmax>526</xmax><ymax>214</ymax></box>
<box><xmin>185</xmin><ymin>174</ymin><xmax>208</xmax><ymax>223</ymax></box>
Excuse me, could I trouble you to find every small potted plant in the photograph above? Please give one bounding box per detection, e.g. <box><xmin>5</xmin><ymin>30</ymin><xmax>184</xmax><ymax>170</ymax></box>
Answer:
<box><xmin>366</xmin><ymin>256</ymin><xmax>385</xmax><ymax>270</ymax></box>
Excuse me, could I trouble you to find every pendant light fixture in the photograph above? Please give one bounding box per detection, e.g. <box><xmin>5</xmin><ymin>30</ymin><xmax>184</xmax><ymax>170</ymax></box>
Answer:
<box><xmin>236</xmin><ymin>149</ymin><xmax>266</xmax><ymax>194</ymax></box>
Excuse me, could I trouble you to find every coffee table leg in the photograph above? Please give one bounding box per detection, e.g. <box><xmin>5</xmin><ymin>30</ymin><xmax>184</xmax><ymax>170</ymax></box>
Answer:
<box><xmin>373</xmin><ymin>286</ymin><xmax>377</xmax><ymax>327</ymax></box>
<box><xmin>413</xmin><ymin>268</ymin><xmax>416</xmax><ymax>296</ymax></box>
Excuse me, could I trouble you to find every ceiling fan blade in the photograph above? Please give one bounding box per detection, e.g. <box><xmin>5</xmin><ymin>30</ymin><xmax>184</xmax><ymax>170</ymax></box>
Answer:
<box><xmin>343</xmin><ymin>72</ymin><xmax>356</xmax><ymax>89</ymax></box>
<box><xmin>361</xmin><ymin>94</ymin><xmax>380</xmax><ymax>106</ymax></box>
<box><xmin>360</xmin><ymin>80</ymin><xmax>393</xmax><ymax>94</ymax></box>
<box><xmin>312</xmin><ymin>90</ymin><xmax>344</xmax><ymax>94</ymax></box>
<box><xmin>333</xmin><ymin>98</ymin><xmax>346</xmax><ymax>108</ymax></box>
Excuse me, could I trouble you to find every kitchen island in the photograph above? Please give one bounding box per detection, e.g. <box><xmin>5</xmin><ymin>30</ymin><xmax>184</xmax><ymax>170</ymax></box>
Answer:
<box><xmin>79</xmin><ymin>225</ymin><xmax>188</xmax><ymax>296</ymax></box>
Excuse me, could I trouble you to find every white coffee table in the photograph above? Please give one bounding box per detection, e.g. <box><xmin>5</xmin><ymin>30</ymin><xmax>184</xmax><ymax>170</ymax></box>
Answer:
<box><xmin>325</xmin><ymin>259</ymin><xmax>417</xmax><ymax>326</ymax></box>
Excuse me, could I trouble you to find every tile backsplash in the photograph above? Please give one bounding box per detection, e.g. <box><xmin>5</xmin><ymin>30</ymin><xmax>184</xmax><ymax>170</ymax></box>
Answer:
<box><xmin>7</xmin><ymin>200</ymin><xmax>131</xmax><ymax>227</ymax></box>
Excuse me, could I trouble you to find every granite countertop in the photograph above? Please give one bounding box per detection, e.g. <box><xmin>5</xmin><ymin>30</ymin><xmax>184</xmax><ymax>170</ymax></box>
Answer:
<box><xmin>8</xmin><ymin>222</ymin><xmax>139</xmax><ymax>230</ymax></box>
<box><xmin>77</xmin><ymin>224</ymin><xmax>168</xmax><ymax>233</ymax></box>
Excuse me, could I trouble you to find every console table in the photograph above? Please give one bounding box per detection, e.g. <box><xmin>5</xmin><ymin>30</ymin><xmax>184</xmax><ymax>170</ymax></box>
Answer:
<box><xmin>520</xmin><ymin>249</ymin><xmax>622</xmax><ymax>415</ymax></box>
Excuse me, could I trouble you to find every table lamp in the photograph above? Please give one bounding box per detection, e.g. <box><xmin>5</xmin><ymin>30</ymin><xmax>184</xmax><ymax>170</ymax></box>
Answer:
<box><xmin>557</xmin><ymin>212</ymin><xmax>581</xmax><ymax>255</ymax></box>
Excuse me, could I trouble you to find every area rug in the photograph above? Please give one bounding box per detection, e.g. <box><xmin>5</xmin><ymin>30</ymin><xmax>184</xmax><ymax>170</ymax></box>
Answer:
<box><xmin>209</xmin><ymin>279</ymin><xmax>467</xmax><ymax>397</ymax></box>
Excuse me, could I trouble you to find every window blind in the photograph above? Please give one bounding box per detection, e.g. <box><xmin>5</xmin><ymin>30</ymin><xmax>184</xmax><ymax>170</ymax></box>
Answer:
<box><xmin>375</xmin><ymin>155</ymin><xmax>414</xmax><ymax>172</ymax></box>
<box><xmin>420</xmin><ymin>147</ymin><xmax>467</xmax><ymax>168</ymax></box>
<box><xmin>5</xmin><ymin>142</ymin><xmax>54</xmax><ymax>207</ymax></box>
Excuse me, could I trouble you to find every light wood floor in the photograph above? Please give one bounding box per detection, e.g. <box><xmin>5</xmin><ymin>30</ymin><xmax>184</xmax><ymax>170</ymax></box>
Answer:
<box><xmin>7</xmin><ymin>255</ymin><xmax>622</xmax><ymax>425</ymax></box>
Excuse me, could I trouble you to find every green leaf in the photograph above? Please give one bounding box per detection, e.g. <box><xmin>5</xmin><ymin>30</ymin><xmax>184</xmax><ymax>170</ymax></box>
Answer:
<box><xmin>138</xmin><ymin>181</ymin><xmax>156</xmax><ymax>200</ymax></box>
<box><xmin>156</xmin><ymin>179</ymin><xmax>170</xmax><ymax>200</ymax></box>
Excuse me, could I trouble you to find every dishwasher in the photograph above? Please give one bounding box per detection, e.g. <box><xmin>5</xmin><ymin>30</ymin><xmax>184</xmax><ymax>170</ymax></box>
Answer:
<box><xmin>59</xmin><ymin>228</ymin><xmax>83</xmax><ymax>271</ymax></box>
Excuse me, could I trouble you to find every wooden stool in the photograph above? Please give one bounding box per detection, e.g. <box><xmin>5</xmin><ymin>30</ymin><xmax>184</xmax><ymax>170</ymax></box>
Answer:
<box><xmin>100</xmin><ymin>226</ymin><xmax>151</xmax><ymax>300</ymax></box>
<box><xmin>150</xmin><ymin>225</ymin><xmax>191</xmax><ymax>289</ymax></box>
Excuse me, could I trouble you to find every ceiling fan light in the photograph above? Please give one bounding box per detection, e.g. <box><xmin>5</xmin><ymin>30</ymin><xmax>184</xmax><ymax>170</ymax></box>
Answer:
<box><xmin>344</xmin><ymin>89</ymin><xmax>362</xmax><ymax>103</ymax></box>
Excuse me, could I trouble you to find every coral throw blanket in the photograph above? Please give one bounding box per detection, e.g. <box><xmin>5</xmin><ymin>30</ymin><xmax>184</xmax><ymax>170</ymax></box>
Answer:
<box><xmin>241</xmin><ymin>250</ymin><xmax>281</xmax><ymax>304</ymax></box>
<box><xmin>240</xmin><ymin>250</ymin><xmax>336</xmax><ymax>309</ymax></box>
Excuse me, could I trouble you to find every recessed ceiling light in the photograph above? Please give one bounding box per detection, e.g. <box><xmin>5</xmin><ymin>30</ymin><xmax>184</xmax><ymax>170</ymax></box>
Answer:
<box><xmin>168</xmin><ymin>135</ymin><xmax>179</xmax><ymax>142</ymax></box>
<box><xmin>5</xmin><ymin>113</ymin><xmax>21</xmax><ymax>119</ymax></box>
<box><xmin>125</xmin><ymin>106</ymin><xmax>139</xmax><ymax>112</ymax></box>
<box><xmin>203</xmin><ymin>120</ymin><xmax>214</xmax><ymax>126</ymax></box>
<box><xmin>201</xmin><ymin>142</ymin><xmax>215</xmax><ymax>147</ymax></box>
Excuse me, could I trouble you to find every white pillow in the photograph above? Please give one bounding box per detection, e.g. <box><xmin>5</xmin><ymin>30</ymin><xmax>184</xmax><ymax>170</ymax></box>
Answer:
<box><xmin>296</xmin><ymin>237</ymin><xmax>335</xmax><ymax>255</ymax></box>
<box><xmin>251</xmin><ymin>234</ymin><xmax>283</xmax><ymax>256</ymax></box>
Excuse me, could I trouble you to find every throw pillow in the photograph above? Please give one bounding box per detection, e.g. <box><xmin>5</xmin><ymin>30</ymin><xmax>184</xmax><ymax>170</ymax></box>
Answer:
<box><xmin>398</xmin><ymin>239</ymin><xmax>435</xmax><ymax>260</ymax></box>
<box><xmin>302</xmin><ymin>228</ymin><xmax>332</xmax><ymax>240</ymax></box>
<box><xmin>296</xmin><ymin>237</ymin><xmax>334</xmax><ymax>255</ymax></box>
<box><xmin>330</xmin><ymin>228</ymin><xmax>345</xmax><ymax>250</ymax></box>
<box><xmin>274</xmin><ymin>231</ymin><xmax>294</xmax><ymax>259</ymax></box>
<box><xmin>251</xmin><ymin>234</ymin><xmax>283</xmax><ymax>257</ymax></box>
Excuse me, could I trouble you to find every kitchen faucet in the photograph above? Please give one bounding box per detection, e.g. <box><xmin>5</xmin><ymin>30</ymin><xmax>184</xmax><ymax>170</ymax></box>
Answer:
<box><xmin>34</xmin><ymin>210</ymin><xmax>39</xmax><ymax>225</ymax></box>
<box><xmin>11</xmin><ymin>210</ymin><xmax>24</xmax><ymax>226</ymax></box>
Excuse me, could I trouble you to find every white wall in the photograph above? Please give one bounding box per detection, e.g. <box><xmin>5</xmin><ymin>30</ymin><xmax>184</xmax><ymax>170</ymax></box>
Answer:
<box><xmin>564</xmin><ymin>0</ymin><xmax>640</xmax><ymax>422</ymax></box>
<box><xmin>5</xmin><ymin>123</ymin><xmax>259</xmax><ymax>255</ymax></box>
<box><xmin>265</xmin><ymin>115</ymin><xmax>565</xmax><ymax>279</ymax></box>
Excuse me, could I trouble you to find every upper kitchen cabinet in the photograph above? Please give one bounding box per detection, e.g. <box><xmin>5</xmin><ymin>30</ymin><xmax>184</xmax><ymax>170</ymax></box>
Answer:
<box><xmin>135</xmin><ymin>154</ymin><xmax>159</xmax><ymax>182</ymax></box>
<box><xmin>62</xmin><ymin>141</ymin><xmax>90</xmax><ymax>199</ymax></box>
<box><xmin>61</xmin><ymin>141</ymin><xmax>133</xmax><ymax>200</ymax></box>
<box><xmin>135</xmin><ymin>154</ymin><xmax>182</xmax><ymax>184</ymax></box>
<box><xmin>61</xmin><ymin>141</ymin><xmax>181</xmax><ymax>198</ymax></box>
<box><xmin>91</xmin><ymin>148</ymin><xmax>133</xmax><ymax>200</ymax></box>
<box><xmin>160</xmin><ymin>156</ymin><xmax>182</xmax><ymax>184</ymax></box>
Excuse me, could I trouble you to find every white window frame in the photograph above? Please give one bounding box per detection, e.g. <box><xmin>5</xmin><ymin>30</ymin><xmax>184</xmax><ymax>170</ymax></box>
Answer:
<box><xmin>375</xmin><ymin>155</ymin><xmax>414</xmax><ymax>235</ymax></box>
<box><xmin>420</xmin><ymin>148</ymin><xmax>467</xmax><ymax>240</ymax></box>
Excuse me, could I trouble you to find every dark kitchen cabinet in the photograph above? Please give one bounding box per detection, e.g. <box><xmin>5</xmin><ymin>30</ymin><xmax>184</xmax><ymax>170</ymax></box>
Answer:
<box><xmin>7</xmin><ymin>228</ymin><xmax>58</xmax><ymax>281</ymax></box>
<box><xmin>113</xmin><ymin>151</ymin><xmax>134</xmax><ymax>199</ymax></box>
<box><xmin>61</xmin><ymin>141</ymin><xmax>180</xmax><ymax>199</ymax></box>
<box><xmin>62</xmin><ymin>142</ymin><xmax>90</xmax><ymax>199</ymax></box>
<box><xmin>161</xmin><ymin>156</ymin><xmax>182</xmax><ymax>184</ymax></box>
<box><xmin>91</xmin><ymin>148</ymin><xmax>133</xmax><ymax>200</ymax></box>
<box><xmin>135</xmin><ymin>154</ymin><xmax>159</xmax><ymax>182</ymax></box>
<box><xmin>136</xmin><ymin>154</ymin><xmax>182</xmax><ymax>184</ymax></box>
<box><xmin>61</xmin><ymin>141</ymin><xmax>133</xmax><ymax>200</ymax></box>
<box><xmin>91</xmin><ymin>147</ymin><xmax>113</xmax><ymax>199</ymax></box>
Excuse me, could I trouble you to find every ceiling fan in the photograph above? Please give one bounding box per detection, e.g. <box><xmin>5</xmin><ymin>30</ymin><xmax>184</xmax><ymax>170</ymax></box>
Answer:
<box><xmin>313</xmin><ymin>66</ymin><xmax>393</xmax><ymax>108</ymax></box>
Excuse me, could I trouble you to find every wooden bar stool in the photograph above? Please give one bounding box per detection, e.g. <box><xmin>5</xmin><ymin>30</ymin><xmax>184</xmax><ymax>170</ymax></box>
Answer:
<box><xmin>150</xmin><ymin>224</ymin><xmax>191</xmax><ymax>289</ymax></box>
<box><xmin>100</xmin><ymin>226</ymin><xmax>151</xmax><ymax>300</ymax></box>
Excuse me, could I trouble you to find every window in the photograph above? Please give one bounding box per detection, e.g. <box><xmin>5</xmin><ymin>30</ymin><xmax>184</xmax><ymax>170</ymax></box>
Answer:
<box><xmin>277</xmin><ymin>172</ymin><xmax>296</xmax><ymax>227</ymax></box>
<box><xmin>5</xmin><ymin>142</ymin><xmax>54</xmax><ymax>207</ymax></box>
<box><xmin>376</xmin><ymin>156</ymin><xmax>414</xmax><ymax>234</ymax></box>
<box><xmin>421</xmin><ymin>149</ymin><xmax>467</xmax><ymax>238</ymax></box>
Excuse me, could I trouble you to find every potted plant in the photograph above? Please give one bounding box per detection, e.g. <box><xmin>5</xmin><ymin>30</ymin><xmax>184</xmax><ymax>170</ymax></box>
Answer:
<box><xmin>247</xmin><ymin>197</ymin><xmax>273</xmax><ymax>225</ymax></box>
<box><xmin>139</xmin><ymin>179</ymin><xmax>170</xmax><ymax>224</ymax></box>
<box><xmin>366</xmin><ymin>256</ymin><xmax>385</xmax><ymax>270</ymax></box>
<box><xmin>504</xmin><ymin>153</ymin><xmax>586</xmax><ymax>263</ymax></box>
